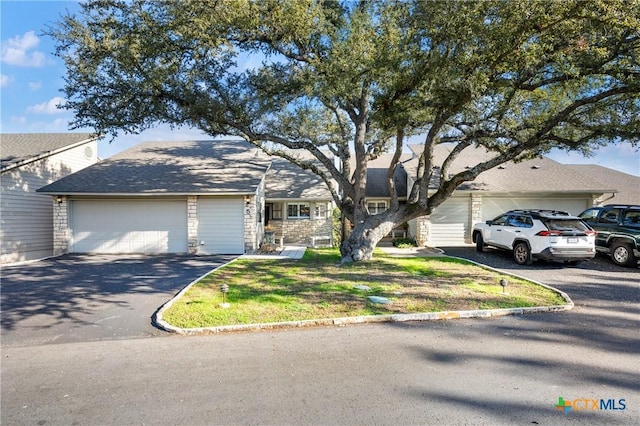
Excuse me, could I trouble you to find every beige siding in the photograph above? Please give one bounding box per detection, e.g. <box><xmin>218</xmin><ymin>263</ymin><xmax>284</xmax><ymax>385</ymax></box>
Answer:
<box><xmin>1</xmin><ymin>141</ymin><xmax>97</xmax><ymax>263</ymax></box>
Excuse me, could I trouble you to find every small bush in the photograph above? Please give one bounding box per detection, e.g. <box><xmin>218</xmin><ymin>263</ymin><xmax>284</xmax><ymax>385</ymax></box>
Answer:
<box><xmin>392</xmin><ymin>237</ymin><xmax>417</xmax><ymax>248</ymax></box>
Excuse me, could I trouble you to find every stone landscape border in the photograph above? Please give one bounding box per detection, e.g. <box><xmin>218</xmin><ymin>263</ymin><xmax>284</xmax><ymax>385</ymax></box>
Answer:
<box><xmin>153</xmin><ymin>256</ymin><xmax>574</xmax><ymax>335</ymax></box>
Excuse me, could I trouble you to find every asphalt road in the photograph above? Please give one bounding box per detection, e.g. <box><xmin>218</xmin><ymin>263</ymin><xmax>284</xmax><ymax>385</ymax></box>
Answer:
<box><xmin>1</xmin><ymin>249</ymin><xmax>638</xmax><ymax>425</ymax></box>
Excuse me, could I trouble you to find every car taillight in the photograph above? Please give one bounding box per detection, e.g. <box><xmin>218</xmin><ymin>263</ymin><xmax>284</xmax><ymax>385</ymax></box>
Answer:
<box><xmin>585</xmin><ymin>230</ymin><xmax>597</xmax><ymax>236</ymax></box>
<box><xmin>536</xmin><ymin>230</ymin><xmax>562</xmax><ymax>236</ymax></box>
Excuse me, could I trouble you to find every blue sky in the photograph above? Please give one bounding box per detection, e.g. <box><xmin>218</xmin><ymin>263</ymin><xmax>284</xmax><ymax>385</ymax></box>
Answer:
<box><xmin>2</xmin><ymin>1</ymin><xmax>639</xmax><ymax>176</ymax></box>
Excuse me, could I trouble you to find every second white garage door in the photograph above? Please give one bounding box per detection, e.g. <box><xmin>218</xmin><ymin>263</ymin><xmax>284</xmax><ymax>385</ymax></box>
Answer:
<box><xmin>427</xmin><ymin>197</ymin><xmax>470</xmax><ymax>246</ymax></box>
<box><xmin>197</xmin><ymin>197</ymin><xmax>244</xmax><ymax>254</ymax></box>
<box><xmin>71</xmin><ymin>199</ymin><xmax>188</xmax><ymax>253</ymax></box>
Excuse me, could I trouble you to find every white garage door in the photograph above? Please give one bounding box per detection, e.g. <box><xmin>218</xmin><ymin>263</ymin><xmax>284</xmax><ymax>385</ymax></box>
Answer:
<box><xmin>198</xmin><ymin>197</ymin><xmax>244</xmax><ymax>254</ymax></box>
<box><xmin>482</xmin><ymin>197</ymin><xmax>591</xmax><ymax>222</ymax></box>
<box><xmin>427</xmin><ymin>197</ymin><xmax>470</xmax><ymax>246</ymax></box>
<box><xmin>71</xmin><ymin>199</ymin><xmax>188</xmax><ymax>253</ymax></box>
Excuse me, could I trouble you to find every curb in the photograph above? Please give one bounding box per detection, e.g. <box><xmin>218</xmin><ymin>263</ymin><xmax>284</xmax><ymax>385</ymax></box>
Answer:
<box><xmin>153</xmin><ymin>256</ymin><xmax>574</xmax><ymax>335</ymax></box>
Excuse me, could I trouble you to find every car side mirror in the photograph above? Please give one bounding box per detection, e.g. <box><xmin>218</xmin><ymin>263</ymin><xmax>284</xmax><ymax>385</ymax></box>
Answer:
<box><xmin>485</xmin><ymin>220</ymin><xmax>493</xmax><ymax>226</ymax></box>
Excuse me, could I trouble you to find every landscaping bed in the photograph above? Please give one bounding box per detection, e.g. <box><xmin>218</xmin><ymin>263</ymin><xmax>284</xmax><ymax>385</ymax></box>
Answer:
<box><xmin>161</xmin><ymin>249</ymin><xmax>567</xmax><ymax>329</ymax></box>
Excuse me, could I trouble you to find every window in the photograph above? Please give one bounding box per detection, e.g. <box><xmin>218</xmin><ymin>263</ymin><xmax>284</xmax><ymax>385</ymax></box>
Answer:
<box><xmin>578</xmin><ymin>208</ymin><xmax>599</xmax><ymax>223</ymax></box>
<box><xmin>623</xmin><ymin>210</ymin><xmax>640</xmax><ymax>227</ymax></box>
<box><xmin>507</xmin><ymin>215</ymin><xmax>533</xmax><ymax>228</ymax></box>
<box><xmin>271</xmin><ymin>203</ymin><xmax>283</xmax><ymax>219</ymax></box>
<box><xmin>368</xmin><ymin>201</ymin><xmax>387</xmax><ymax>215</ymax></box>
<box><xmin>492</xmin><ymin>214</ymin><xmax>510</xmax><ymax>226</ymax></box>
<box><xmin>288</xmin><ymin>203</ymin><xmax>310</xmax><ymax>219</ymax></box>
<box><xmin>314</xmin><ymin>203</ymin><xmax>327</xmax><ymax>219</ymax></box>
<box><xmin>599</xmin><ymin>209</ymin><xmax>620</xmax><ymax>224</ymax></box>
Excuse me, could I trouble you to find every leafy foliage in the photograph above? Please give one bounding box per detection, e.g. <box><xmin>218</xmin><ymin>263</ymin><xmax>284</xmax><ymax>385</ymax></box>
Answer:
<box><xmin>49</xmin><ymin>0</ymin><xmax>640</xmax><ymax>261</ymax></box>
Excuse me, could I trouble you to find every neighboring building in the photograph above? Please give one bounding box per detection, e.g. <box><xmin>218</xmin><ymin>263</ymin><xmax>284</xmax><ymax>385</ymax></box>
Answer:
<box><xmin>404</xmin><ymin>144</ymin><xmax>618</xmax><ymax>247</ymax></box>
<box><xmin>1</xmin><ymin>133</ymin><xmax>98</xmax><ymax>263</ymax></box>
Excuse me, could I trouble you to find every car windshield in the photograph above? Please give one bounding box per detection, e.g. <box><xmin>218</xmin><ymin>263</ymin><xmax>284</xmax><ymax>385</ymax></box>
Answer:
<box><xmin>544</xmin><ymin>219</ymin><xmax>590</xmax><ymax>232</ymax></box>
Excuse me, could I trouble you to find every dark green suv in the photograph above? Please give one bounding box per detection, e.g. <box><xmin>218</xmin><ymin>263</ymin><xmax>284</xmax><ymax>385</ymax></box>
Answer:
<box><xmin>578</xmin><ymin>204</ymin><xmax>640</xmax><ymax>267</ymax></box>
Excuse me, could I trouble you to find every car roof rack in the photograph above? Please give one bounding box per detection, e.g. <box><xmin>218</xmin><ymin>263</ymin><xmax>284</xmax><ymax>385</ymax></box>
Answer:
<box><xmin>506</xmin><ymin>209</ymin><xmax>580</xmax><ymax>219</ymax></box>
<box><xmin>603</xmin><ymin>204</ymin><xmax>640</xmax><ymax>209</ymax></box>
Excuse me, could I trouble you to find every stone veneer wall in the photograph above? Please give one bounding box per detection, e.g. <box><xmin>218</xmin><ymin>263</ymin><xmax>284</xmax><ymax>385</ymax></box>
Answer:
<box><xmin>187</xmin><ymin>196</ymin><xmax>198</xmax><ymax>254</ymax></box>
<box><xmin>414</xmin><ymin>216</ymin><xmax>429</xmax><ymax>247</ymax></box>
<box><xmin>244</xmin><ymin>194</ymin><xmax>259</xmax><ymax>253</ymax></box>
<box><xmin>267</xmin><ymin>218</ymin><xmax>333</xmax><ymax>246</ymax></box>
<box><xmin>52</xmin><ymin>196</ymin><xmax>69</xmax><ymax>256</ymax></box>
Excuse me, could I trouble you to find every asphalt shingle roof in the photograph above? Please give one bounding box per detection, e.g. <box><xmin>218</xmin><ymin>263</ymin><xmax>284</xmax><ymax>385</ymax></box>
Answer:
<box><xmin>38</xmin><ymin>140</ymin><xmax>271</xmax><ymax>194</ymax></box>
<box><xmin>363</xmin><ymin>154</ymin><xmax>411</xmax><ymax>198</ymax></box>
<box><xmin>565</xmin><ymin>165</ymin><xmax>640</xmax><ymax>204</ymax></box>
<box><xmin>405</xmin><ymin>144</ymin><xmax>616</xmax><ymax>193</ymax></box>
<box><xmin>265</xmin><ymin>157</ymin><xmax>333</xmax><ymax>200</ymax></box>
<box><xmin>1</xmin><ymin>133</ymin><xmax>95</xmax><ymax>172</ymax></box>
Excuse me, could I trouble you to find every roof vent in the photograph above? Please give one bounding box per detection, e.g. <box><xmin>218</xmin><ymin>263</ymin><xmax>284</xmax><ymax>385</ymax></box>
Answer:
<box><xmin>498</xmin><ymin>165</ymin><xmax>505</xmax><ymax>169</ymax></box>
<box><xmin>531</xmin><ymin>165</ymin><xmax>540</xmax><ymax>169</ymax></box>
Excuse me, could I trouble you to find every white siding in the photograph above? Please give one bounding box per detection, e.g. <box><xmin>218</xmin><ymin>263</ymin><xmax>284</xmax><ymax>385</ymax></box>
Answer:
<box><xmin>427</xmin><ymin>197</ymin><xmax>470</xmax><ymax>246</ymax></box>
<box><xmin>198</xmin><ymin>197</ymin><xmax>244</xmax><ymax>254</ymax></box>
<box><xmin>0</xmin><ymin>141</ymin><xmax>97</xmax><ymax>263</ymax></box>
<box><xmin>481</xmin><ymin>197</ymin><xmax>592</xmax><ymax>222</ymax></box>
<box><xmin>70</xmin><ymin>199</ymin><xmax>188</xmax><ymax>253</ymax></box>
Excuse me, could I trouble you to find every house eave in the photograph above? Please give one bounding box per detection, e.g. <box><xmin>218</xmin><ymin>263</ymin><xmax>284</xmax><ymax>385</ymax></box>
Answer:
<box><xmin>38</xmin><ymin>191</ymin><xmax>259</xmax><ymax>197</ymax></box>
<box><xmin>1</xmin><ymin>136</ymin><xmax>98</xmax><ymax>174</ymax></box>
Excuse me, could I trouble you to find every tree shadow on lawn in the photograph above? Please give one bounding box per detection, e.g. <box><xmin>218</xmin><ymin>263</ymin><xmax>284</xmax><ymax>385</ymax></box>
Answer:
<box><xmin>189</xmin><ymin>255</ymin><xmax>562</xmax><ymax>319</ymax></box>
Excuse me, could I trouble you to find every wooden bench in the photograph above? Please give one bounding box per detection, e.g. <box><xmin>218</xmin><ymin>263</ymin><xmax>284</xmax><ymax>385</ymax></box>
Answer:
<box><xmin>391</xmin><ymin>229</ymin><xmax>407</xmax><ymax>239</ymax></box>
<box><xmin>310</xmin><ymin>235</ymin><xmax>332</xmax><ymax>248</ymax></box>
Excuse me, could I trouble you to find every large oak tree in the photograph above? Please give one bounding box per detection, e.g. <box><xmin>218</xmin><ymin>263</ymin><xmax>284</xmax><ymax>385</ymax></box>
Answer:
<box><xmin>50</xmin><ymin>0</ymin><xmax>639</xmax><ymax>262</ymax></box>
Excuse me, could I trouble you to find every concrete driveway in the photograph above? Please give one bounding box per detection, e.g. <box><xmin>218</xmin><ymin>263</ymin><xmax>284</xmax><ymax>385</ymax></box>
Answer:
<box><xmin>0</xmin><ymin>254</ymin><xmax>236</xmax><ymax>347</ymax></box>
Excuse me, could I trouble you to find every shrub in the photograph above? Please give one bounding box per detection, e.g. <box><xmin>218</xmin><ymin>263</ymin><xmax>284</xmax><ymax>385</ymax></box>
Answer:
<box><xmin>392</xmin><ymin>237</ymin><xmax>417</xmax><ymax>248</ymax></box>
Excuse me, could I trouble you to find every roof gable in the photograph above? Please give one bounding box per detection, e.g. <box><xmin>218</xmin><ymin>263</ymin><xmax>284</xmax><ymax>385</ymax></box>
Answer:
<box><xmin>1</xmin><ymin>133</ymin><xmax>95</xmax><ymax>172</ymax></box>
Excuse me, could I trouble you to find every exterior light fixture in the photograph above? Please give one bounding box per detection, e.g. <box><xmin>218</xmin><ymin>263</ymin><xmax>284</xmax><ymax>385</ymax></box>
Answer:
<box><xmin>56</xmin><ymin>196</ymin><xmax>63</xmax><ymax>204</ymax></box>
<box><xmin>220</xmin><ymin>284</ymin><xmax>230</xmax><ymax>308</ymax></box>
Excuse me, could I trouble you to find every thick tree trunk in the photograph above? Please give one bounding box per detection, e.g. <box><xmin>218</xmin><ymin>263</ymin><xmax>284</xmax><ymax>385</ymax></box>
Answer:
<box><xmin>339</xmin><ymin>216</ymin><xmax>398</xmax><ymax>264</ymax></box>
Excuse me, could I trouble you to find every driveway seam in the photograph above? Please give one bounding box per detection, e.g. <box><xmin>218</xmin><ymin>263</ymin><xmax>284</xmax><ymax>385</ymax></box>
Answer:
<box><xmin>152</xmin><ymin>256</ymin><xmax>574</xmax><ymax>335</ymax></box>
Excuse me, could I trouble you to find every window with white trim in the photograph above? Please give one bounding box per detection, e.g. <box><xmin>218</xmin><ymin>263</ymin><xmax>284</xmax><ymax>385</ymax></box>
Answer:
<box><xmin>287</xmin><ymin>203</ymin><xmax>310</xmax><ymax>219</ymax></box>
<box><xmin>314</xmin><ymin>203</ymin><xmax>328</xmax><ymax>219</ymax></box>
<box><xmin>368</xmin><ymin>201</ymin><xmax>387</xmax><ymax>215</ymax></box>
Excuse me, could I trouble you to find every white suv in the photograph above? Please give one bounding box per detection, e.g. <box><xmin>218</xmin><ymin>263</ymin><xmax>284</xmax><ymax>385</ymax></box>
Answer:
<box><xmin>472</xmin><ymin>210</ymin><xmax>596</xmax><ymax>265</ymax></box>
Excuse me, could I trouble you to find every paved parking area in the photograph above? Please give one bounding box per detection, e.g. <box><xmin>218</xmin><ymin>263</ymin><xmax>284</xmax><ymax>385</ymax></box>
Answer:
<box><xmin>0</xmin><ymin>254</ymin><xmax>236</xmax><ymax>347</ymax></box>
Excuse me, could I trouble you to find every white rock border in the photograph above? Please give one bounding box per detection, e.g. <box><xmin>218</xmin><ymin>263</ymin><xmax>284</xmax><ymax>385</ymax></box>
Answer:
<box><xmin>153</xmin><ymin>255</ymin><xmax>573</xmax><ymax>335</ymax></box>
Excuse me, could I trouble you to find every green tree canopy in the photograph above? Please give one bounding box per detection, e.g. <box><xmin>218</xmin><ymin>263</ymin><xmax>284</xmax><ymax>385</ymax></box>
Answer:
<box><xmin>50</xmin><ymin>0</ymin><xmax>640</xmax><ymax>262</ymax></box>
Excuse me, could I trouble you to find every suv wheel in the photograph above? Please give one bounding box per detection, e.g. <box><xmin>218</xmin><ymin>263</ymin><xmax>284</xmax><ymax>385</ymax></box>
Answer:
<box><xmin>513</xmin><ymin>242</ymin><xmax>533</xmax><ymax>265</ymax></box>
<box><xmin>475</xmin><ymin>233</ymin><xmax>484</xmax><ymax>252</ymax></box>
<box><xmin>610</xmin><ymin>242</ymin><xmax>636</xmax><ymax>267</ymax></box>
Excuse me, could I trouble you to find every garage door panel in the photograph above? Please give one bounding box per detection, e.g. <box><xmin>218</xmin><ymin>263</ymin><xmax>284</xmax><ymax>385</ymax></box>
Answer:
<box><xmin>482</xmin><ymin>198</ymin><xmax>589</xmax><ymax>222</ymax></box>
<box><xmin>71</xmin><ymin>200</ymin><xmax>187</xmax><ymax>254</ymax></box>
<box><xmin>427</xmin><ymin>198</ymin><xmax>469</xmax><ymax>246</ymax></box>
<box><xmin>198</xmin><ymin>197</ymin><xmax>244</xmax><ymax>254</ymax></box>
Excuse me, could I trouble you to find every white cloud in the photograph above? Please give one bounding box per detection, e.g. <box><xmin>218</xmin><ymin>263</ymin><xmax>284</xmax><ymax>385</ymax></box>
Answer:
<box><xmin>26</xmin><ymin>96</ymin><xmax>68</xmax><ymax>114</ymax></box>
<box><xmin>1</xmin><ymin>31</ymin><xmax>47</xmax><ymax>67</ymax></box>
<box><xmin>0</xmin><ymin>74</ymin><xmax>12</xmax><ymax>87</ymax></box>
<box><xmin>29</xmin><ymin>81</ymin><xmax>42</xmax><ymax>91</ymax></box>
<box><xmin>11</xmin><ymin>116</ymin><xmax>27</xmax><ymax>125</ymax></box>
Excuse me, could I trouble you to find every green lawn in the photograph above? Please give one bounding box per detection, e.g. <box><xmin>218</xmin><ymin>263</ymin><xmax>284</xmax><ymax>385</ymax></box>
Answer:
<box><xmin>162</xmin><ymin>248</ymin><xmax>566</xmax><ymax>328</ymax></box>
